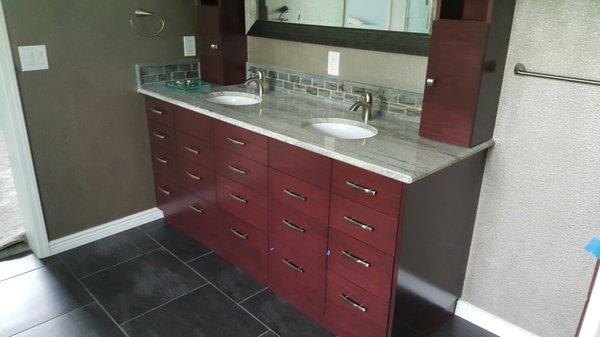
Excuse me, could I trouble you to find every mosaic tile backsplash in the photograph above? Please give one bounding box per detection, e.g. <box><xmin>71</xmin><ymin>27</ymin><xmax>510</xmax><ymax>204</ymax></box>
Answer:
<box><xmin>247</xmin><ymin>62</ymin><xmax>423</xmax><ymax>120</ymax></box>
<box><xmin>137</xmin><ymin>60</ymin><xmax>200</xmax><ymax>86</ymax></box>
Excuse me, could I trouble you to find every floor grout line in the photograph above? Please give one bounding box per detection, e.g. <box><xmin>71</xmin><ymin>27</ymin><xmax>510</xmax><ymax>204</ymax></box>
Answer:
<box><xmin>6</xmin><ymin>301</ymin><xmax>96</xmax><ymax>336</ymax></box>
<box><xmin>238</xmin><ymin>286</ymin><xmax>269</xmax><ymax>304</ymax></box>
<box><xmin>0</xmin><ymin>256</ymin><xmax>62</xmax><ymax>284</ymax></box>
<box><xmin>76</xmin><ymin>247</ymin><xmax>163</xmax><ymax>280</ymax></box>
<box><xmin>185</xmin><ymin>250</ymin><xmax>214</xmax><ymax>263</ymax></box>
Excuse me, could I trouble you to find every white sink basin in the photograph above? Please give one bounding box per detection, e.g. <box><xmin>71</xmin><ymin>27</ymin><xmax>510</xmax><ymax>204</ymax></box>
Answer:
<box><xmin>308</xmin><ymin>118</ymin><xmax>378</xmax><ymax>140</ymax></box>
<box><xmin>206</xmin><ymin>92</ymin><xmax>261</xmax><ymax>106</ymax></box>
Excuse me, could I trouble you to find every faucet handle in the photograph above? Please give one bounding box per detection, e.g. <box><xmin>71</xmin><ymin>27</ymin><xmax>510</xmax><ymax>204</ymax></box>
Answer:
<box><xmin>364</xmin><ymin>92</ymin><xmax>373</xmax><ymax>104</ymax></box>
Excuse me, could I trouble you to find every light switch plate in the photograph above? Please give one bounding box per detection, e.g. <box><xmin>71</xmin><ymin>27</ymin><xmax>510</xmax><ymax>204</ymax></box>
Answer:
<box><xmin>18</xmin><ymin>45</ymin><xmax>49</xmax><ymax>71</ymax></box>
<box><xmin>183</xmin><ymin>36</ymin><xmax>196</xmax><ymax>57</ymax></box>
<box><xmin>327</xmin><ymin>51</ymin><xmax>340</xmax><ymax>76</ymax></box>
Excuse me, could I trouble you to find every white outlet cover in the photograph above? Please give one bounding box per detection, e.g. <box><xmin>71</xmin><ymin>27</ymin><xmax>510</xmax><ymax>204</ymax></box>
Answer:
<box><xmin>328</xmin><ymin>51</ymin><xmax>340</xmax><ymax>76</ymax></box>
<box><xmin>183</xmin><ymin>36</ymin><xmax>196</xmax><ymax>57</ymax></box>
<box><xmin>18</xmin><ymin>45</ymin><xmax>49</xmax><ymax>71</ymax></box>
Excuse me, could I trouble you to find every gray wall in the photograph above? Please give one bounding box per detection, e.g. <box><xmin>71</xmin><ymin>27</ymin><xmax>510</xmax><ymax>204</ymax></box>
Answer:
<box><xmin>2</xmin><ymin>0</ymin><xmax>197</xmax><ymax>239</ymax></box>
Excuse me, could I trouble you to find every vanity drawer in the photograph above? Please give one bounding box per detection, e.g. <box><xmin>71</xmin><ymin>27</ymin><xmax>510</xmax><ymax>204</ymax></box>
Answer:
<box><xmin>216</xmin><ymin>176</ymin><xmax>268</xmax><ymax>232</ymax></box>
<box><xmin>146</xmin><ymin>97</ymin><xmax>176</xmax><ymax>127</ymax></box>
<box><xmin>150</xmin><ymin>144</ymin><xmax>178</xmax><ymax>181</ymax></box>
<box><xmin>328</xmin><ymin>229</ymin><xmax>394</xmax><ymax>302</ymax></box>
<box><xmin>269</xmin><ymin>201</ymin><xmax>327</xmax><ymax>264</ymax></box>
<box><xmin>148</xmin><ymin>120</ymin><xmax>177</xmax><ymax>152</ymax></box>
<box><xmin>176</xmin><ymin>194</ymin><xmax>219</xmax><ymax>250</ymax></box>
<box><xmin>215</xmin><ymin>147</ymin><xmax>268</xmax><ymax>192</ymax></box>
<box><xmin>154</xmin><ymin>175</ymin><xmax>186</xmax><ymax>221</ymax></box>
<box><xmin>214</xmin><ymin>122</ymin><xmax>268</xmax><ymax>164</ymax></box>
<box><xmin>332</xmin><ymin>161</ymin><xmax>404</xmax><ymax>217</ymax></box>
<box><xmin>269</xmin><ymin>139</ymin><xmax>332</xmax><ymax>190</ymax></box>
<box><xmin>219</xmin><ymin>212</ymin><xmax>268</xmax><ymax>284</ymax></box>
<box><xmin>174</xmin><ymin>107</ymin><xmax>214</xmax><ymax>143</ymax></box>
<box><xmin>324</xmin><ymin>272</ymin><xmax>389</xmax><ymax>337</ymax></box>
<box><xmin>330</xmin><ymin>195</ymin><xmax>399</xmax><ymax>256</ymax></box>
<box><xmin>269</xmin><ymin>168</ymin><xmax>330</xmax><ymax>224</ymax></box>
<box><xmin>177</xmin><ymin>158</ymin><xmax>216</xmax><ymax>205</ymax></box>
<box><xmin>176</xmin><ymin>131</ymin><xmax>214</xmax><ymax>169</ymax></box>
<box><xmin>269</xmin><ymin>238</ymin><xmax>326</xmax><ymax>321</ymax></box>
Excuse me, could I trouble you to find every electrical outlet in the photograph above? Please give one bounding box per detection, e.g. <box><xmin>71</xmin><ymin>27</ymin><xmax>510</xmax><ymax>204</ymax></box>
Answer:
<box><xmin>18</xmin><ymin>45</ymin><xmax>49</xmax><ymax>71</ymax></box>
<box><xmin>328</xmin><ymin>51</ymin><xmax>340</xmax><ymax>76</ymax></box>
<box><xmin>183</xmin><ymin>36</ymin><xmax>196</xmax><ymax>57</ymax></box>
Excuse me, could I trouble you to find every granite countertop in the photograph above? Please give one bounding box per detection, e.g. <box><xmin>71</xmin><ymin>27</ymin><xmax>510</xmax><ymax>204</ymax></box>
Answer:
<box><xmin>138</xmin><ymin>83</ymin><xmax>493</xmax><ymax>184</ymax></box>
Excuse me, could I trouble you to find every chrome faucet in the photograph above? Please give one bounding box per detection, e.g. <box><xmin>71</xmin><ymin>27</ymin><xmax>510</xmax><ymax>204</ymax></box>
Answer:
<box><xmin>350</xmin><ymin>92</ymin><xmax>373</xmax><ymax>123</ymax></box>
<box><xmin>244</xmin><ymin>71</ymin><xmax>264</xmax><ymax>98</ymax></box>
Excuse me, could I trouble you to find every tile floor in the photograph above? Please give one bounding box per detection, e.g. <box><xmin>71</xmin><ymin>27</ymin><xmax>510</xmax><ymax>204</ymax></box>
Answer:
<box><xmin>0</xmin><ymin>219</ymin><xmax>496</xmax><ymax>337</ymax></box>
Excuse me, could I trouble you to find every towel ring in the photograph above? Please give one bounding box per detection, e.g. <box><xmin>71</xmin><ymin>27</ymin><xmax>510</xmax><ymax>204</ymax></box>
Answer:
<box><xmin>129</xmin><ymin>9</ymin><xmax>165</xmax><ymax>37</ymax></box>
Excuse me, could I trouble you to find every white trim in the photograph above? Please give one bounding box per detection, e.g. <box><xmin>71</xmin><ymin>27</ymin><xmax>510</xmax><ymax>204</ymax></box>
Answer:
<box><xmin>456</xmin><ymin>300</ymin><xmax>539</xmax><ymax>337</ymax></box>
<box><xmin>48</xmin><ymin>208</ymin><xmax>163</xmax><ymax>255</ymax></box>
<box><xmin>0</xmin><ymin>2</ymin><xmax>50</xmax><ymax>257</ymax></box>
<box><xmin>579</xmin><ymin>263</ymin><xmax>600</xmax><ymax>337</ymax></box>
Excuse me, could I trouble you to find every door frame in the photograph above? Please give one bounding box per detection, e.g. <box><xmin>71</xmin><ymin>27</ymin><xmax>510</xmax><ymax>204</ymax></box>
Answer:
<box><xmin>0</xmin><ymin>2</ymin><xmax>50</xmax><ymax>257</ymax></box>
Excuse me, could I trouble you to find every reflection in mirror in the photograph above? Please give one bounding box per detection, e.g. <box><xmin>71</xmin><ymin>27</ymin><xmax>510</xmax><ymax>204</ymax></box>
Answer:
<box><xmin>258</xmin><ymin>0</ymin><xmax>435</xmax><ymax>34</ymax></box>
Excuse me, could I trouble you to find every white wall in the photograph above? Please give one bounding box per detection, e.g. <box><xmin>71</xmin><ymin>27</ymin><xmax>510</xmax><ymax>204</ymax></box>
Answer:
<box><xmin>463</xmin><ymin>1</ymin><xmax>600</xmax><ymax>337</ymax></box>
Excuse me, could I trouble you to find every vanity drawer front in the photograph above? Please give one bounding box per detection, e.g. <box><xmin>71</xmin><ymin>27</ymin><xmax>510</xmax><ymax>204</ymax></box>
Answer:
<box><xmin>328</xmin><ymin>230</ymin><xmax>394</xmax><ymax>302</ymax></box>
<box><xmin>269</xmin><ymin>168</ymin><xmax>330</xmax><ymax>224</ymax></box>
<box><xmin>176</xmin><ymin>194</ymin><xmax>219</xmax><ymax>250</ymax></box>
<box><xmin>214</xmin><ymin>122</ymin><xmax>268</xmax><ymax>164</ymax></box>
<box><xmin>269</xmin><ymin>201</ymin><xmax>327</xmax><ymax>264</ymax></box>
<box><xmin>219</xmin><ymin>212</ymin><xmax>268</xmax><ymax>284</ymax></box>
<box><xmin>269</xmin><ymin>238</ymin><xmax>326</xmax><ymax>321</ymax></box>
<box><xmin>324</xmin><ymin>272</ymin><xmax>389</xmax><ymax>337</ymax></box>
<box><xmin>330</xmin><ymin>195</ymin><xmax>399</xmax><ymax>256</ymax></box>
<box><xmin>150</xmin><ymin>144</ymin><xmax>178</xmax><ymax>181</ymax></box>
<box><xmin>148</xmin><ymin>120</ymin><xmax>177</xmax><ymax>152</ymax></box>
<box><xmin>269</xmin><ymin>139</ymin><xmax>332</xmax><ymax>190</ymax></box>
<box><xmin>174</xmin><ymin>107</ymin><xmax>214</xmax><ymax>143</ymax></box>
<box><xmin>154</xmin><ymin>175</ymin><xmax>186</xmax><ymax>221</ymax></box>
<box><xmin>177</xmin><ymin>158</ymin><xmax>216</xmax><ymax>205</ymax></box>
<box><xmin>217</xmin><ymin>176</ymin><xmax>268</xmax><ymax>232</ymax></box>
<box><xmin>176</xmin><ymin>131</ymin><xmax>214</xmax><ymax>169</ymax></box>
<box><xmin>146</xmin><ymin>97</ymin><xmax>176</xmax><ymax>127</ymax></box>
<box><xmin>215</xmin><ymin>147</ymin><xmax>268</xmax><ymax>192</ymax></box>
<box><xmin>332</xmin><ymin>161</ymin><xmax>404</xmax><ymax>217</ymax></box>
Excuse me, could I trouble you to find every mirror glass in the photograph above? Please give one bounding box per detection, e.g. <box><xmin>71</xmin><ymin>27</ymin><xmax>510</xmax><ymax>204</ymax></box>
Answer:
<box><xmin>257</xmin><ymin>0</ymin><xmax>436</xmax><ymax>34</ymax></box>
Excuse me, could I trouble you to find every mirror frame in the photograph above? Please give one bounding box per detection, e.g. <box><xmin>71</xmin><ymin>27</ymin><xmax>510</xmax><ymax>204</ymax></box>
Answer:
<box><xmin>247</xmin><ymin>21</ymin><xmax>430</xmax><ymax>56</ymax></box>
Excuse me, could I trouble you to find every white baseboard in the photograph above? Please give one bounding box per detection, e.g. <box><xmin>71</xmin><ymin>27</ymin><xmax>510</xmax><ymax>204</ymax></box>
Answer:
<box><xmin>456</xmin><ymin>300</ymin><xmax>539</xmax><ymax>337</ymax></box>
<box><xmin>48</xmin><ymin>208</ymin><xmax>164</xmax><ymax>255</ymax></box>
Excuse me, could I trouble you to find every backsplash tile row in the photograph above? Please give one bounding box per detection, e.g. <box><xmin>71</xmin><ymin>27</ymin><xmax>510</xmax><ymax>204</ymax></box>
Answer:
<box><xmin>247</xmin><ymin>62</ymin><xmax>423</xmax><ymax>120</ymax></box>
<box><xmin>137</xmin><ymin>60</ymin><xmax>201</xmax><ymax>86</ymax></box>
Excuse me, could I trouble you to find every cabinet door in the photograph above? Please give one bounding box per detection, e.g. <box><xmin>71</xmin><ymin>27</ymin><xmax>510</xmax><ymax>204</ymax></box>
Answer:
<box><xmin>198</xmin><ymin>4</ymin><xmax>224</xmax><ymax>83</ymax></box>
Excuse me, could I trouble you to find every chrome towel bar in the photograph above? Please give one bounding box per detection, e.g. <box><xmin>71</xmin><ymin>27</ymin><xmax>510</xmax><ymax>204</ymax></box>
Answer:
<box><xmin>514</xmin><ymin>63</ymin><xmax>600</xmax><ymax>86</ymax></box>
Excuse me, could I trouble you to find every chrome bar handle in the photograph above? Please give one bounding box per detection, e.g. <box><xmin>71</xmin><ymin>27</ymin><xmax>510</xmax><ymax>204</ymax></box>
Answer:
<box><xmin>344</xmin><ymin>216</ymin><xmax>374</xmax><ymax>232</ymax></box>
<box><xmin>282</xmin><ymin>220</ymin><xmax>305</xmax><ymax>233</ymax></box>
<box><xmin>228</xmin><ymin>165</ymin><xmax>248</xmax><ymax>175</ymax></box>
<box><xmin>339</xmin><ymin>294</ymin><xmax>367</xmax><ymax>313</ymax></box>
<box><xmin>230</xmin><ymin>228</ymin><xmax>248</xmax><ymax>240</ymax></box>
<box><xmin>226</xmin><ymin>137</ymin><xmax>246</xmax><ymax>146</ymax></box>
<box><xmin>158</xmin><ymin>187</ymin><xmax>171</xmax><ymax>196</ymax></box>
<box><xmin>188</xmin><ymin>204</ymin><xmax>205</xmax><ymax>214</ymax></box>
<box><xmin>345</xmin><ymin>181</ymin><xmax>376</xmax><ymax>196</ymax></box>
<box><xmin>154</xmin><ymin>156</ymin><xmax>168</xmax><ymax>164</ymax></box>
<box><xmin>184</xmin><ymin>146</ymin><xmax>199</xmax><ymax>155</ymax></box>
<box><xmin>150</xmin><ymin>108</ymin><xmax>164</xmax><ymax>115</ymax></box>
<box><xmin>228</xmin><ymin>193</ymin><xmax>248</xmax><ymax>204</ymax></box>
<box><xmin>152</xmin><ymin>132</ymin><xmax>166</xmax><ymax>140</ymax></box>
<box><xmin>341</xmin><ymin>250</ymin><xmax>371</xmax><ymax>268</ymax></box>
<box><xmin>282</xmin><ymin>258</ymin><xmax>304</xmax><ymax>274</ymax></box>
<box><xmin>514</xmin><ymin>63</ymin><xmax>600</xmax><ymax>86</ymax></box>
<box><xmin>283</xmin><ymin>189</ymin><xmax>307</xmax><ymax>202</ymax></box>
<box><xmin>186</xmin><ymin>172</ymin><xmax>202</xmax><ymax>181</ymax></box>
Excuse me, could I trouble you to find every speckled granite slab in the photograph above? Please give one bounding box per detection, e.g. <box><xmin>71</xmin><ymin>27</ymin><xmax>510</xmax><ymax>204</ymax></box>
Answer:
<box><xmin>138</xmin><ymin>83</ymin><xmax>493</xmax><ymax>184</ymax></box>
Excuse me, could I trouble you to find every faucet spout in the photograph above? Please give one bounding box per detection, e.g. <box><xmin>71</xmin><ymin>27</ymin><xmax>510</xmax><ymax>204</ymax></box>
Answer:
<box><xmin>349</xmin><ymin>92</ymin><xmax>373</xmax><ymax>123</ymax></box>
<box><xmin>244</xmin><ymin>71</ymin><xmax>264</xmax><ymax>98</ymax></box>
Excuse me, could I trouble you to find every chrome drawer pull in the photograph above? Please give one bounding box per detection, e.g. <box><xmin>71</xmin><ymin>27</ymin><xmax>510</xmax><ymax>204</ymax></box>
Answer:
<box><xmin>282</xmin><ymin>220</ymin><xmax>305</xmax><ymax>233</ymax></box>
<box><xmin>150</xmin><ymin>108</ymin><xmax>164</xmax><ymax>115</ymax></box>
<box><xmin>340</xmin><ymin>294</ymin><xmax>367</xmax><ymax>313</ymax></box>
<box><xmin>184</xmin><ymin>146</ymin><xmax>199</xmax><ymax>155</ymax></box>
<box><xmin>226</xmin><ymin>137</ymin><xmax>246</xmax><ymax>146</ymax></box>
<box><xmin>228</xmin><ymin>193</ymin><xmax>248</xmax><ymax>204</ymax></box>
<box><xmin>282</xmin><ymin>258</ymin><xmax>305</xmax><ymax>274</ymax></box>
<box><xmin>158</xmin><ymin>187</ymin><xmax>171</xmax><ymax>196</ymax></box>
<box><xmin>186</xmin><ymin>172</ymin><xmax>202</xmax><ymax>181</ymax></box>
<box><xmin>228</xmin><ymin>165</ymin><xmax>248</xmax><ymax>175</ymax></box>
<box><xmin>340</xmin><ymin>250</ymin><xmax>371</xmax><ymax>268</ymax></box>
<box><xmin>344</xmin><ymin>216</ymin><xmax>374</xmax><ymax>232</ymax></box>
<box><xmin>230</xmin><ymin>228</ymin><xmax>248</xmax><ymax>240</ymax></box>
<box><xmin>283</xmin><ymin>189</ymin><xmax>307</xmax><ymax>202</ymax></box>
<box><xmin>188</xmin><ymin>204</ymin><xmax>205</xmax><ymax>214</ymax></box>
<box><xmin>345</xmin><ymin>181</ymin><xmax>377</xmax><ymax>196</ymax></box>
<box><xmin>152</xmin><ymin>132</ymin><xmax>167</xmax><ymax>140</ymax></box>
<box><xmin>154</xmin><ymin>156</ymin><xmax>168</xmax><ymax>164</ymax></box>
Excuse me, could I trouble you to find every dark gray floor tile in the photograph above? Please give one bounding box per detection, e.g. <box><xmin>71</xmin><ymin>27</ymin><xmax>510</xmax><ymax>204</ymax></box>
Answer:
<box><xmin>81</xmin><ymin>249</ymin><xmax>205</xmax><ymax>323</ymax></box>
<box><xmin>58</xmin><ymin>229</ymin><xmax>158</xmax><ymax>278</ymax></box>
<box><xmin>189</xmin><ymin>252</ymin><xmax>265</xmax><ymax>302</ymax></box>
<box><xmin>143</xmin><ymin>222</ymin><xmax>212</xmax><ymax>262</ymax></box>
<box><xmin>137</xmin><ymin>218</ymin><xmax>168</xmax><ymax>232</ymax></box>
<box><xmin>432</xmin><ymin>316</ymin><xmax>497</xmax><ymax>337</ymax></box>
<box><xmin>241</xmin><ymin>290</ymin><xmax>333</xmax><ymax>337</ymax></box>
<box><xmin>13</xmin><ymin>303</ymin><xmax>125</xmax><ymax>337</ymax></box>
<box><xmin>0</xmin><ymin>251</ymin><xmax>58</xmax><ymax>282</ymax></box>
<box><xmin>0</xmin><ymin>263</ymin><xmax>92</xmax><ymax>336</ymax></box>
<box><xmin>122</xmin><ymin>285</ymin><xmax>267</xmax><ymax>337</ymax></box>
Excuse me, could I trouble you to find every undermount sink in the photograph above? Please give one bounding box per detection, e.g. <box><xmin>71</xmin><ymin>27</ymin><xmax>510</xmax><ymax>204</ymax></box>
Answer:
<box><xmin>206</xmin><ymin>92</ymin><xmax>261</xmax><ymax>106</ymax></box>
<box><xmin>308</xmin><ymin>118</ymin><xmax>378</xmax><ymax>140</ymax></box>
